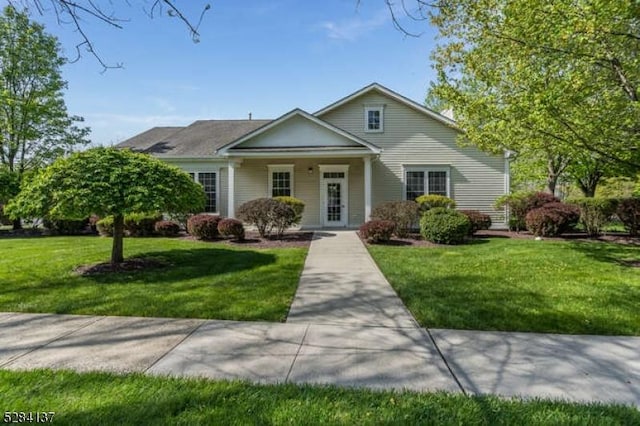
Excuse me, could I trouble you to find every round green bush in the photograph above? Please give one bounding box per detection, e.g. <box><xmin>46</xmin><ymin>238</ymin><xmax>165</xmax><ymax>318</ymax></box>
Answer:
<box><xmin>359</xmin><ymin>220</ymin><xmax>395</xmax><ymax>243</ymax></box>
<box><xmin>420</xmin><ymin>207</ymin><xmax>470</xmax><ymax>244</ymax></box>
<box><xmin>237</xmin><ymin>198</ymin><xmax>295</xmax><ymax>238</ymax></box>
<box><xmin>187</xmin><ymin>214</ymin><xmax>221</xmax><ymax>240</ymax></box>
<box><xmin>218</xmin><ymin>218</ymin><xmax>245</xmax><ymax>241</ymax></box>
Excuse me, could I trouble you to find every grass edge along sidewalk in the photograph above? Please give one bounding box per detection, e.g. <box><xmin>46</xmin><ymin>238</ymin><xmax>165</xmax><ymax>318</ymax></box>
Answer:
<box><xmin>1</xmin><ymin>369</ymin><xmax>638</xmax><ymax>425</ymax></box>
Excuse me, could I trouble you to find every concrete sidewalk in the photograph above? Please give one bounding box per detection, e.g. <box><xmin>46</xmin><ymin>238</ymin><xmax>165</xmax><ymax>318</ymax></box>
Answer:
<box><xmin>1</xmin><ymin>231</ymin><xmax>639</xmax><ymax>406</ymax></box>
<box><xmin>1</xmin><ymin>312</ymin><xmax>639</xmax><ymax>405</ymax></box>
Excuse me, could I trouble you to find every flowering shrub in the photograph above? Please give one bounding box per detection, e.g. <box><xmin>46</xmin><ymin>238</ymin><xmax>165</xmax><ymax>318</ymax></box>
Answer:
<box><xmin>359</xmin><ymin>220</ymin><xmax>395</xmax><ymax>243</ymax></box>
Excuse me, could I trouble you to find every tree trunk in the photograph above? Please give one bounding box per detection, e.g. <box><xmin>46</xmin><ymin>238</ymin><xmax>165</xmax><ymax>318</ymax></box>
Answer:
<box><xmin>111</xmin><ymin>214</ymin><xmax>125</xmax><ymax>265</ymax></box>
<box><xmin>546</xmin><ymin>154</ymin><xmax>570</xmax><ymax>196</ymax></box>
<box><xmin>12</xmin><ymin>218</ymin><xmax>22</xmax><ymax>230</ymax></box>
<box><xmin>578</xmin><ymin>181</ymin><xmax>597</xmax><ymax>197</ymax></box>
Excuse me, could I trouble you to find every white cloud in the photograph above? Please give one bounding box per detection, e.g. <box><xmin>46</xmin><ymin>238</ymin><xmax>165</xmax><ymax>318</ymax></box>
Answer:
<box><xmin>319</xmin><ymin>10</ymin><xmax>388</xmax><ymax>41</ymax></box>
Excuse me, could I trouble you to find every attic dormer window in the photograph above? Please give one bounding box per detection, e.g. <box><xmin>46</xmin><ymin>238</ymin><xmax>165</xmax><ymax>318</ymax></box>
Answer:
<box><xmin>364</xmin><ymin>105</ymin><xmax>384</xmax><ymax>133</ymax></box>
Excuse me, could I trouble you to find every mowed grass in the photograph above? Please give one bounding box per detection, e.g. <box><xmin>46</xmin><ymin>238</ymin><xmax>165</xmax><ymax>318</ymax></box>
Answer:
<box><xmin>369</xmin><ymin>238</ymin><xmax>640</xmax><ymax>335</ymax></box>
<box><xmin>2</xmin><ymin>370</ymin><xmax>638</xmax><ymax>425</ymax></box>
<box><xmin>0</xmin><ymin>236</ymin><xmax>307</xmax><ymax>321</ymax></box>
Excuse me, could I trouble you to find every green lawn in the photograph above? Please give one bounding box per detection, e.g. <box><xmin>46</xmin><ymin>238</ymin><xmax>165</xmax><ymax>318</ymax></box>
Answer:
<box><xmin>1</xmin><ymin>370</ymin><xmax>637</xmax><ymax>425</ymax></box>
<box><xmin>0</xmin><ymin>236</ymin><xmax>307</xmax><ymax>321</ymax></box>
<box><xmin>368</xmin><ymin>238</ymin><xmax>640</xmax><ymax>335</ymax></box>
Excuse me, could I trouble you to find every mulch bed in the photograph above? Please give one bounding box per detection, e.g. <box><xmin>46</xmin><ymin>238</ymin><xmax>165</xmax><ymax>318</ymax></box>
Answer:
<box><xmin>360</xmin><ymin>230</ymin><xmax>640</xmax><ymax>247</ymax></box>
<box><xmin>74</xmin><ymin>257</ymin><xmax>170</xmax><ymax>276</ymax></box>
<box><xmin>181</xmin><ymin>231</ymin><xmax>314</xmax><ymax>249</ymax></box>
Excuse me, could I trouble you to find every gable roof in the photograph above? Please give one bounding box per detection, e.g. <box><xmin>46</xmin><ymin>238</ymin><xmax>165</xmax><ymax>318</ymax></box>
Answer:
<box><xmin>117</xmin><ymin>119</ymin><xmax>271</xmax><ymax>157</ymax></box>
<box><xmin>314</xmin><ymin>82</ymin><xmax>460</xmax><ymax>131</ymax></box>
<box><xmin>216</xmin><ymin>108</ymin><xmax>381</xmax><ymax>155</ymax></box>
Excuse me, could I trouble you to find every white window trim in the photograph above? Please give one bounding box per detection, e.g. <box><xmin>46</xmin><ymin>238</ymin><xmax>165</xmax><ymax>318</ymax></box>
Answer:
<box><xmin>268</xmin><ymin>164</ymin><xmax>295</xmax><ymax>197</ymax></box>
<box><xmin>364</xmin><ymin>104</ymin><xmax>385</xmax><ymax>133</ymax></box>
<box><xmin>187</xmin><ymin>170</ymin><xmax>220</xmax><ymax>214</ymax></box>
<box><xmin>402</xmin><ymin>165</ymin><xmax>451</xmax><ymax>200</ymax></box>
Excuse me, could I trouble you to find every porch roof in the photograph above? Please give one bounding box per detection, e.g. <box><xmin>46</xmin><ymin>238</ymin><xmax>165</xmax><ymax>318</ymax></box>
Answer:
<box><xmin>216</xmin><ymin>109</ymin><xmax>381</xmax><ymax>157</ymax></box>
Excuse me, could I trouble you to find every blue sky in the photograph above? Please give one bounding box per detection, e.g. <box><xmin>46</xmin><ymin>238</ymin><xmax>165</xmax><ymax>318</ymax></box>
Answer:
<box><xmin>25</xmin><ymin>1</ymin><xmax>439</xmax><ymax>146</ymax></box>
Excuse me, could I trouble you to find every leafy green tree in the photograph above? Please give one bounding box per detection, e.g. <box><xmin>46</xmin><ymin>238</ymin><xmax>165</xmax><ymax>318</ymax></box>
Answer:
<box><xmin>0</xmin><ymin>6</ymin><xmax>89</xmax><ymax>229</ymax></box>
<box><xmin>6</xmin><ymin>147</ymin><xmax>205</xmax><ymax>265</ymax></box>
<box><xmin>427</xmin><ymin>0</ymin><xmax>639</xmax><ymax>171</ymax></box>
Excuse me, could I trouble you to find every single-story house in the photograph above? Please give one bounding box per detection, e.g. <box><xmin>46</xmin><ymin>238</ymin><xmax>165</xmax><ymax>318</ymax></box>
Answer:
<box><xmin>118</xmin><ymin>83</ymin><xmax>509</xmax><ymax>228</ymax></box>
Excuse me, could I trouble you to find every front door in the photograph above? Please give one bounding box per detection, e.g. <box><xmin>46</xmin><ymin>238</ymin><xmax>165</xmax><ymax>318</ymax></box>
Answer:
<box><xmin>323</xmin><ymin>178</ymin><xmax>347</xmax><ymax>227</ymax></box>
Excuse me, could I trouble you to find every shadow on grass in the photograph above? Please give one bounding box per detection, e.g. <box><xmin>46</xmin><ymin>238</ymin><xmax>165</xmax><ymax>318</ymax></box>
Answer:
<box><xmin>567</xmin><ymin>240</ymin><xmax>640</xmax><ymax>267</ymax></box>
<box><xmin>84</xmin><ymin>247</ymin><xmax>277</xmax><ymax>285</ymax></box>
<box><xmin>399</xmin><ymin>273</ymin><xmax>640</xmax><ymax>335</ymax></box>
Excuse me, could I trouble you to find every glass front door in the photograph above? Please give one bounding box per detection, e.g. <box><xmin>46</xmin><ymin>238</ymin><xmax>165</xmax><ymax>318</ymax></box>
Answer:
<box><xmin>324</xmin><ymin>179</ymin><xmax>346</xmax><ymax>227</ymax></box>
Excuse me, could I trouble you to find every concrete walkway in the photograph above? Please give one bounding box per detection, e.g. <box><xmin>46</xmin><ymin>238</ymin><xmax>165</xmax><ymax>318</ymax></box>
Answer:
<box><xmin>1</xmin><ymin>231</ymin><xmax>639</xmax><ymax>406</ymax></box>
<box><xmin>287</xmin><ymin>231</ymin><xmax>417</xmax><ymax>327</ymax></box>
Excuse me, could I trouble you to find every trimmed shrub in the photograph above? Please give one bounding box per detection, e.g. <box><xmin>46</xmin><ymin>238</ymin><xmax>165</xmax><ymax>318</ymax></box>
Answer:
<box><xmin>459</xmin><ymin>210</ymin><xmax>492</xmax><ymax>235</ymax></box>
<box><xmin>616</xmin><ymin>197</ymin><xmax>640</xmax><ymax>236</ymax></box>
<box><xmin>124</xmin><ymin>212</ymin><xmax>162</xmax><ymax>237</ymax></box>
<box><xmin>420</xmin><ymin>207</ymin><xmax>470</xmax><ymax>244</ymax></box>
<box><xmin>154</xmin><ymin>220</ymin><xmax>180</xmax><ymax>237</ymax></box>
<box><xmin>96</xmin><ymin>216</ymin><xmax>114</xmax><ymax>237</ymax></box>
<box><xmin>371</xmin><ymin>200</ymin><xmax>420</xmax><ymax>238</ymax></box>
<box><xmin>237</xmin><ymin>198</ymin><xmax>295</xmax><ymax>238</ymax></box>
<box><xmin>569</xmin><ymin>198</ymin><xmax>618</xmax><ymax>237</ymax></box>
<box><xmin>187</xmin><ymin>214</ymin><xmax>221</xmax><ymax>240</ymax></box>
<box><xmin>42</xmin><ymin>217</ymin><xmax>89</xmax><ymax>235</ymax></box>
<box><xmin>271</xmin><ymin>201</ymin><xmax>296</xmax><ymax>238</ymax></box>
<box><xmin>273</xmin><ymin>196</ymin><xmax>305</xmax><ymax>224</ymax></box>
<box><xmin>359</xmin><ymin>220</ymin><xmax>395</xmax><ymax>243</ymax></box>
<box><xmin>495</xmin><ymin>191</ymin><xmax>560</xmax><ymax>231</ymax></box>
<box><xmin>415</xmin><ymin>194</ymin><xmax>456</xmax><ymax>212</ymax></box>
<box><xmin>218</xmin><ymin>218</ymin><xmax>245</xmax><ymax>241</ymax></box>
<box><xmin>525</xmin><ymin>203</ymin><xmax>580</xmax><ymax>237</ymax></box>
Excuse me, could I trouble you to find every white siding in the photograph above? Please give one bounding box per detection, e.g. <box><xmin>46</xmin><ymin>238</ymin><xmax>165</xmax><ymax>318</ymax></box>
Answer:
<box><xmin>239</xmin><ymin>115</ymin><xmax>361</xmax><ymax>148</ymax></box>
<box><xmin>319</xmin><ymin>92</ymin><xmax>507</xmax><ymax>227</ymax></box>
<box><xmin>163</xmin><ymin>159</ymin><xmax>228</xmax><ymax>216</ymax></box>
<box><xmin>235</xmin><ymin>158</ymin><xmax>364</xmax><ymax>227</ymax></box>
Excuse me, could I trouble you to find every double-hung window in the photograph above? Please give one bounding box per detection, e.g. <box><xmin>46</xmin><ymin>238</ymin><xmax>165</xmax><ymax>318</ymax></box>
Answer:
<box><xmin>364</xmin><ymin>105</ymin><xmax>384</xmax><ymax>133</ymax></box>
<box><xmin>404</xmin><ymin>166</ymin><xmax>450</xmax><ymax>201</ymax></box>
<box><xmin>268</xmin><ymin>165</ymin><xmax>294</xmax><ymax>197</ymax></box>
<box><xmin>187</xmin><ymin>171</ymin><xmax>217</xmax><ymax>213</ymax></box>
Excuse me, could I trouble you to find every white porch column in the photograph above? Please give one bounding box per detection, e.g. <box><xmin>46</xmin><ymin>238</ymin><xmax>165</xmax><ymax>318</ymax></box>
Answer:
<box><xmin>363</xmin><ymin>156</ymin><xmax>372</xmax><ymax>221</ymax></box>
<box><xmin>228</xmin><ymin>160</ymin><xmax>235</xmax><ymax>218</ymax></box>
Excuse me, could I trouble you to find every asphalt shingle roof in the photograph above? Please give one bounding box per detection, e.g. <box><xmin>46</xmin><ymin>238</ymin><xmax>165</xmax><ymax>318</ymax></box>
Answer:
<box><xmin>117</xmin><ymin>119</ymin><xmax>271</xmax><ymax>157</ymax></box>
